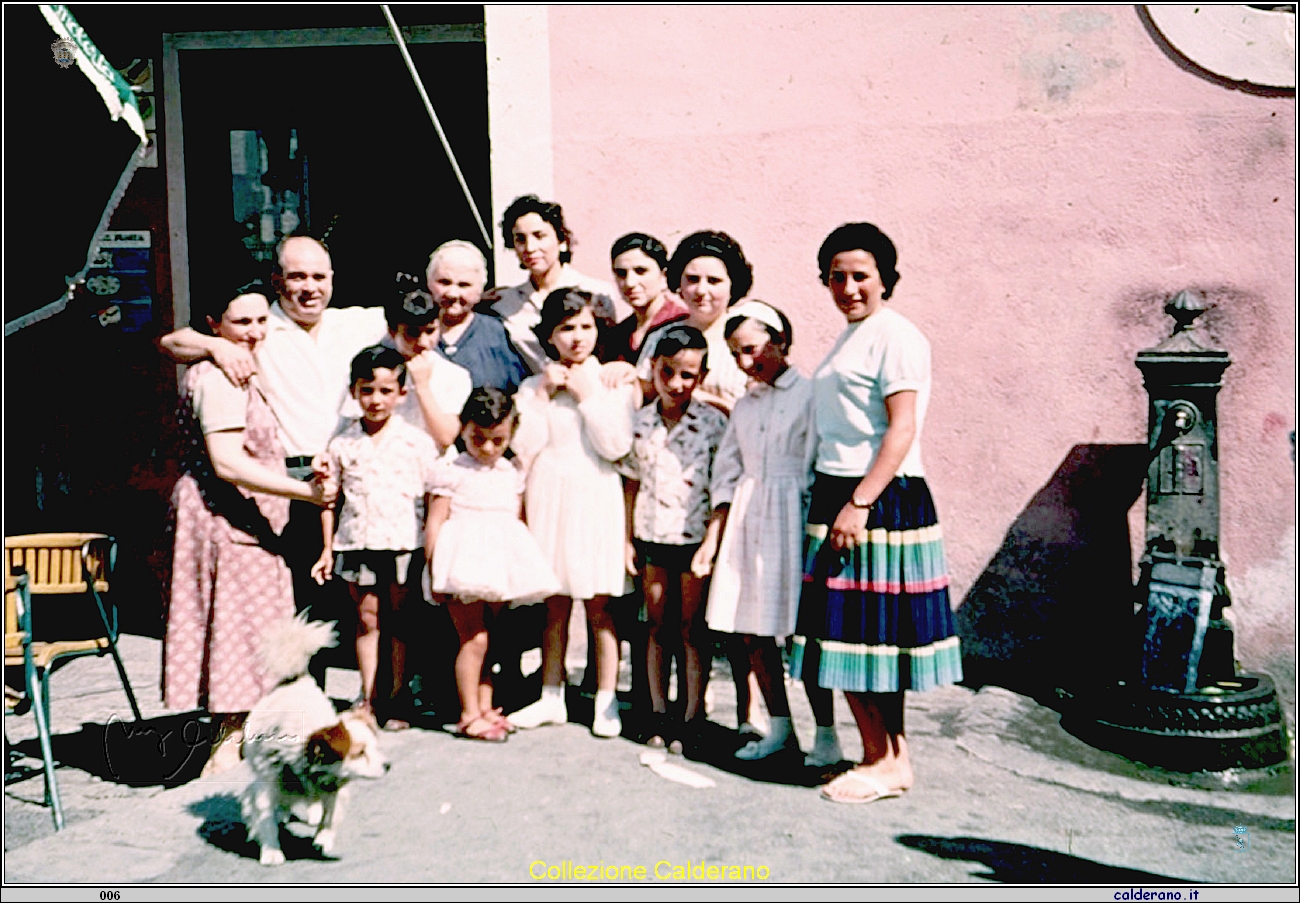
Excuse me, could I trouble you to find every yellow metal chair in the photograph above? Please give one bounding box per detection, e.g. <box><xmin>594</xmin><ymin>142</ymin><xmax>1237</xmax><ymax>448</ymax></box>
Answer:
<box><xmin>5</xmin><ymin>570</ymin><xmax>66</xmax><ymax>829</ymax></box>
<box><xmin>4</xmin><ymin>533</ymin><xmax>143</xmax><ymax>733</ymax></box>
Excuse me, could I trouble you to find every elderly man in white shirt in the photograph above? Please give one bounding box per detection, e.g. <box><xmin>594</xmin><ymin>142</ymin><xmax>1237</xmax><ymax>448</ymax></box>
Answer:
<box><xmin>161</xmin><ymin>236</ymin><xmax>393</xmax><ymax>685</ymax></box>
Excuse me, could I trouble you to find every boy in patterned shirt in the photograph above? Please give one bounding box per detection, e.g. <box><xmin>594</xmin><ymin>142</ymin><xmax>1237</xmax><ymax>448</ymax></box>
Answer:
<box><xmin>616</xmin><ymin>325</ymin><xmax>728</xmax><ymax>751</ymax></box>
<box><xmin>312</xmin><ymin>345</ymin><xmax>439</xmax><ymax>729</ymax></box>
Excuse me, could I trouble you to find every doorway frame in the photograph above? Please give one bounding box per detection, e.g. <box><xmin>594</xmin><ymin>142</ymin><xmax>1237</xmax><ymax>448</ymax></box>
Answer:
<box><xmin>161</xmin><ymin>10</ymin><xmax>553</xmax><ymax>334</ymax></box>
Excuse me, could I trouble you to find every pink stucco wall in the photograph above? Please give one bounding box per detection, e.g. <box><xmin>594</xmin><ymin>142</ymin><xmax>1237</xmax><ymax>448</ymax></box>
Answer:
<box><xmin>545</xmin><ymin>6</ymin><xmax>1295</xmax><ymax>702</ymax></box>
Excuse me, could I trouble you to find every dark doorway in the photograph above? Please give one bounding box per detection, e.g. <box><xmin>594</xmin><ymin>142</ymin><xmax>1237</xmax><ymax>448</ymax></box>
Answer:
<box><xmin>177</xmin><ymin>38</ymin><xmax>490</xmax><ymax>315</ymax></box>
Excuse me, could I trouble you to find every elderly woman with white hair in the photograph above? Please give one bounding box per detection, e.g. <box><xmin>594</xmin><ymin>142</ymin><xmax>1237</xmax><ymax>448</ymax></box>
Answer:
<box><xmin>426</xmin><ymin>240</ymin><xmax>529</xmax><ymax>395</ymax></box>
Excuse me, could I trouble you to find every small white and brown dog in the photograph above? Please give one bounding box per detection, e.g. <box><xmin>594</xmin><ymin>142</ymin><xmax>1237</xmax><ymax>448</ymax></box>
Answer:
<box><xmin>240</xmin><ymin>613</ymin><xmax>389</xmax><ymax>865</ymax></box>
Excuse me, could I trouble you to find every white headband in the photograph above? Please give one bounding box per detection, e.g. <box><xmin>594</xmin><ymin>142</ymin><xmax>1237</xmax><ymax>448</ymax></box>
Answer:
<box><xmin>726</xmin><ymin>299</ymin><xmax>786</xmax><ymax>336</ymax></box>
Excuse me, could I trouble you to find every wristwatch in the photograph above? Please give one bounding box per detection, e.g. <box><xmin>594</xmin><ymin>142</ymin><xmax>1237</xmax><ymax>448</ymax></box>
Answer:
<box><xmin>849</xmin><ymin>496</ymin><xmax>871</xmax><ymax>510</ymax></box>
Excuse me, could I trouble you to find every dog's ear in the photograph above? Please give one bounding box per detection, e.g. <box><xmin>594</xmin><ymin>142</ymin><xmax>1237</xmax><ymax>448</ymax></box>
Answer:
<box><xmin>306</xmin><ymin>721</ymin><xmax>352</xmax><ymax>766</ymax></box>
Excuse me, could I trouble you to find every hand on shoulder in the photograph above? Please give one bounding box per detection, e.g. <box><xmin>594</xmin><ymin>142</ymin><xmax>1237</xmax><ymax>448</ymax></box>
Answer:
<box><xmin>210</xmin><ymin>341</ymin><xmax>257</xmax><ymax>387</ymax></box>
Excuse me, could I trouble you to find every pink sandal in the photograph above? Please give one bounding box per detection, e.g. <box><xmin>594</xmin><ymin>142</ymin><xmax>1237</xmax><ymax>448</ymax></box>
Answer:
<box><xmin>454</xmin><ymin>714</ymin><xmax>509</xmax><ymax>743</ymax></box>
<box><xmin>483</xmin><ymin>707</ymin><xmax>518</xmax><ymax>733</ymax></box>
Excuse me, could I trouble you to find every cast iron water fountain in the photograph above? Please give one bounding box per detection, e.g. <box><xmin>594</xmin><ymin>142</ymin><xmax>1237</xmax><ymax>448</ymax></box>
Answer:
<box><xmin>1066</xmin><ymin>291</ymin><xmax>1288</xmax><ymax>772</ymax></box>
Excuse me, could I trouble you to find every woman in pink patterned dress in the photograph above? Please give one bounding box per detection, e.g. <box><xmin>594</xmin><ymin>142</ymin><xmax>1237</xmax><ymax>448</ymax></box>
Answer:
<box><xmin>163</xmin><ymin>283</ymin><xmax>334</xmax><ymax>774</ymax></box>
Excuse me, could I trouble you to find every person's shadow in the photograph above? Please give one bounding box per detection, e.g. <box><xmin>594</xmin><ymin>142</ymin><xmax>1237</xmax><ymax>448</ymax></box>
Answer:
<box><xmin>9</xmin><ymin>712</ymin><xmax>213</xmax><ymax>787</ymax></box>
<box><xmin>897</xmin><ymin>834</ymin><xmax>1192</xmax><ymax>883</ymax></box>
<box><xmin>957</xmin><ymin>443</ymin><xmax>1149</xmax><ymax>704</ymax></box>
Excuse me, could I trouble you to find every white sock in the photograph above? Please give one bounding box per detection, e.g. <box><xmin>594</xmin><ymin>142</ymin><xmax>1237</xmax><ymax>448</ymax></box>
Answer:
<box><xmin>594</xmin><ymin>689</ymin><xmax>618</xmax><ymax>717</ymax></box>
<box><xmin>541</xmin><ymin>684</ymin><xmax>565</xmax><ymax>703</ymax></box>
<box><xmin>735</xmin><ymin>716</ymin><xmax>794</xmax><ymax>760</ymax></box>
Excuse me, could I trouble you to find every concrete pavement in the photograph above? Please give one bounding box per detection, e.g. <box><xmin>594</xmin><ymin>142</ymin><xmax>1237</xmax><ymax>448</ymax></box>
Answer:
<box><xmin>4</xmin><ymin>632</ymin><xmax>1295</xmax><ymax>884</ymax></box>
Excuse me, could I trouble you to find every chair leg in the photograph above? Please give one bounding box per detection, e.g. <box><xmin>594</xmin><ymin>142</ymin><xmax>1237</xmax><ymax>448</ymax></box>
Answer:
<box><xmin>40</xmin><ymin>671</ymin><xmax>54</xmax><ymax>749</ymax></box>
<box><xmin>27</xmin><ymin>668</ymin><xmax>65</xmax><ymax>830</ymax></box>
<box><xmin>89</xmin><ymin>587</ymin><xmax>143</xmax><ymax>722</ymax></box>
<box><xmin>106</xmin><ymin>640</ymin><xmax>143</xmax><ymax>722</ymax></box>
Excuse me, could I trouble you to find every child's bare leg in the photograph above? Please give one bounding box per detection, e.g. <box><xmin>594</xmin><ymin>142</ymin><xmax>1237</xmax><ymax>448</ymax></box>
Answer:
<box><xmin>726</xmin><ymin>637</ymin><xmax>752</xmax><ymax>728</ymax></box>
<box><xmin>447</xmin><ymin>600</ymin><xmax>487</xmax><ymax>720</ymax></box>
<box><xmin>748</xmin><ymin>636</ymin><xmax>792</xmax><ymax>717</ymax></box>
<box><xmin>385</xmin><ymin>580</ymin><xmax>408</xmax><ymax>703</ymax></box>
<box><xmin>447</xmin><ymin>600</ymin><xmax>490</xmax><ymax>726</ymax></box>
<box><xmin>479</xmin><ymin>603</ymin><xmax>517</xmax><ymax>729</ymax></box>
<box><xmin>747</xmin><ymin>671</ymin><xmax>765</xmax><ymax>724</ymax></box>
<box><xmin>509</xmin><ymin>597</ymin><xmax>572</xmax><ymax>728</ymax></box>
<box><xmin>584</xmin><ymin>595</ymin><xmax>619</xmax><ymax>691</ymax></box>
<box><xmin>586</xmin><ymin>595</ymin><xmax>622</xmax><ymax>737</ymax></box>
<box><xmin>540</xmin><ymin>595</ymin><xmax>572</xmax><ymax>688</ymax></box>
<box><xmin>679</xmin><ymin>571</ymin><xmax>709</xmax><ymax>722</ymax></box>
<box><xmin>734</xmin><ymin>636</ymin><xmax>797</xmax><ymax>760</ymax></box>
<box><xmin>643</xmin><ymin>565</ymin><xmax>670</xmax><ymax>714</ymax></box>
<box><xmin>352</xmin><ymin>584</ymin><xmax>381</xmax><ymax>712</ymax></box>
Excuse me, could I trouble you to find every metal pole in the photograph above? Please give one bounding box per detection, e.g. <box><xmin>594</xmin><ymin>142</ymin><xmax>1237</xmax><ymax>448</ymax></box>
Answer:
<box><xmin>381</xmin><ymin>5</ymin><xmax>492</xmax><ymax>248</ymax></box>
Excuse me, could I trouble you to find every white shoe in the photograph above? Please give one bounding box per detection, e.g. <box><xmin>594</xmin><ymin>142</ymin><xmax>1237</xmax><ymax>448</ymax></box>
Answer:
<box><xmin>804</xmin><ymin>727</ymin><xmax>843</xmax><ymax>767</ymax></box>
<box><xmin>737</xmin><ymin>720</ymin><xmax>765</xmax><ymax>740</ymax></box>
<box><xmin>591</xmin><ymin>706</ymin><xmax>622</xmax><ymax>738</ymax></box>
<box><xmin>510</xmin><ymin>694</ymin><xmax>568</xmax><ymax>729</ymax></box>
<box><xmin>735</xmin><ymin>716</ymin><xmax>796</xmax><ymax>761</ymax></box>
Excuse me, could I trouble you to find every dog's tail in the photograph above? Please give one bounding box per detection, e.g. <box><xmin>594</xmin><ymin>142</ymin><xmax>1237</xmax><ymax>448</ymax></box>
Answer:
<box><xmin>259</xmin><ymin>611</ymin><xmax>338</xmax><ymax>685</ymax></box>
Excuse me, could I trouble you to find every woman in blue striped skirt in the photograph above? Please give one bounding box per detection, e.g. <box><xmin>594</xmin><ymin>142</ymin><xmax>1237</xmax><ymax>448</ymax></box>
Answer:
<box><xmin>790</xmin><ymin>222</ymin><xmax>962</xmax><ymax>803</ymax></box>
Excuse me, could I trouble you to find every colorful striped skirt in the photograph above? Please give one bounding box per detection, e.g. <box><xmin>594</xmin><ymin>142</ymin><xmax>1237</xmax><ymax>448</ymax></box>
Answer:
<box><xmin>788</xmin><ymin>473</ymin><xmax>962</xmax><ymax>694</ymax></box>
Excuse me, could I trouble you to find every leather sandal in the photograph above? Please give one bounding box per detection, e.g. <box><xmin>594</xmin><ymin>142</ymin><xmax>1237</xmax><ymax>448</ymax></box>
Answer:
<box><xmin>483</xmin><ymin>707</ymin><xmax>518</xmax><ymax>733</ymax></box>
<box><xmin>454</xmin><ymin>714</ymin><xmax>509</xmax><ymax>743</ymax></box>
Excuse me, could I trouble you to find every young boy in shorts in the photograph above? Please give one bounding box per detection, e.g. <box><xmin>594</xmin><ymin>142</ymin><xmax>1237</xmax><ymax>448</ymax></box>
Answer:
<box><xmin>312</xmin><ymin>345</ymin><xmax>439</xmax><ymax>728</ymax></box>
<box><xmin>616</xmin><ymin>325</ymin><xmax>729</xmax><ymax>751</ymax></box>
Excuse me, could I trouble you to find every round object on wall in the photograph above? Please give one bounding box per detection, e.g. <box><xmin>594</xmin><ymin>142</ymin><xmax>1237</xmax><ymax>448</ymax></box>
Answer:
<box><xmin>87</xmin><ymin>274</ymin><xmax>121</xmax><ymax>296</ymax></box>
<box><xmin>1145</xmin><ymin>5</ymin><xmax>1296</xmax><ymax>89</ymax></box>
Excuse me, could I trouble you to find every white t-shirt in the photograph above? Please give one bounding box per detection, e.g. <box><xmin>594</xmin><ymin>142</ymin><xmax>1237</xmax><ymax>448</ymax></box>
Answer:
<box><xmin>255</xmin><ymin>302</ymin><xmax>389</xmax><ymax>457</ymax></box>
<box><xmin>490</xmin><ymin>266</ymin><xmax>628</xmax><ymax>374</ymax></box>
<box><xmin>812</xmin><ymin>307</ymin><xmax>930</xmax><ymax>478</ymax></box>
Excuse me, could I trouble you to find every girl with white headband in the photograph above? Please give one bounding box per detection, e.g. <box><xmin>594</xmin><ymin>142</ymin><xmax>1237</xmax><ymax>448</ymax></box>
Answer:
<box><xmin>693</xmin><ymin>299</ymin><xmax>822</xmax><ymax>761</ymax></box>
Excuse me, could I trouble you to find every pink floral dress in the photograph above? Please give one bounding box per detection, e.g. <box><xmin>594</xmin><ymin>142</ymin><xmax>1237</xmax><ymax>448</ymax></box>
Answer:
<box><xmin>162</xmin><ymin>362</ymin><xmax>294</xmax><ymax>713</ymax></box>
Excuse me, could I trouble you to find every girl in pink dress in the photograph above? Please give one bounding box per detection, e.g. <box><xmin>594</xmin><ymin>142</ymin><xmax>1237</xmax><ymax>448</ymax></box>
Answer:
<box><xmin>164</xmin><ymin>284</ymin><xmax>333</xmax><ymax>774</ymax></box>
<box><xmin>426</xmin><ymin>388</ymin><xmax>560</xmax><ymax>742</ymax></box>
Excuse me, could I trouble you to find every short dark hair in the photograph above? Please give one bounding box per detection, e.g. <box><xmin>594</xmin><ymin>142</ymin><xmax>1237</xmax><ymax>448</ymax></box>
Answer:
<box><xmin>386</xmin><ymin>285</ymin><xmax>439</xmax><ymax>332</ymax></box>
<box><xmin>460</xmin><ymin>386</ymin><xmax>517</xmax><ymax>430</ymax></box>
<box><xmin>723</xmin><ymin>301</ymin><xmax>794</xmax><ymax>351</ymax></box>
<box><xmin>817</xmin><ymin>223</ymin><xmax>901</xmax><ymax>299</ymax></box>
<box><xmin>350</xmin><ymin>344</ymin><xmax>408</xmax><ymax>387</ymax></box>
<box><xmin>610</xmin><ymin>232</ymin><xmax>669</xmax><ymax>271</ymax></box>
<box><xmin>502</xmin><ymin>195</ymin><xmax>572</xmax><ymax>265</ymax></box>
<box><xmin>533</xmin><ymin>288</ymin><xmax>614</xmax><ymax>361</ymax></box>
<box><xmin>666</xmin><ymin>231</ymin><xmax>753</xmax><ymax>304</ymax></box>
<box><xmin>652</xmin><ymin>324</ymin><xmax>709</xmax><ymax>372</ymax></box>
<box><xmin>198</xmin><ymin>279</ymin><xmax>274</xmax><ymax>332</ymax></box>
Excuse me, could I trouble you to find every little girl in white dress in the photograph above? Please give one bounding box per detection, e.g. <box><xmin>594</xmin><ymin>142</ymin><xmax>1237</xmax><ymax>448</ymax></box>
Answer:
<box><xmin>507</xmin><ymin>288</ymin><xmax>638</xmax><ymax>738</ymax></box>
<box><xmin>426</xmin><ymin>387</ymin><xmax>559</xmax><ymax>742</ymax></box>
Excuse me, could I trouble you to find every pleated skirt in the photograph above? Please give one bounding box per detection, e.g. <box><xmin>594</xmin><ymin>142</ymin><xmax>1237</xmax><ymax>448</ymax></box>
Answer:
<box><xmin>789</xmin><ymin>473</ymin><xmax>963</xmax><ymax>694</ymax></box>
